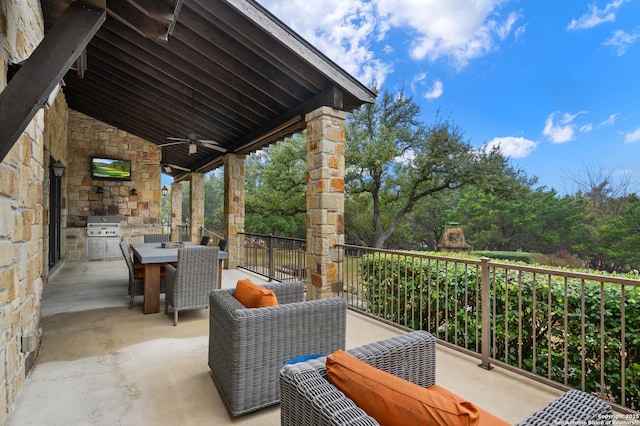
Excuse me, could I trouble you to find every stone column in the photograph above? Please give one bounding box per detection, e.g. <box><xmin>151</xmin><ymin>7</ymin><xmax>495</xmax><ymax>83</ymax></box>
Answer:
<box><xmin>190</xmin><ymin>173</ymin><xmax>205</xmax><ymax>243</ymax></box>
<box><xmin>305</xmin><ymin>106</ymin><xmax>346</xmax><ymax>299</ymax></box>
<box><xmin>224</xmin><ymin>154</ymin><xmax>245</xmax><ymax>269</ymax></box>
<box><xmin>169</xmin><ymin>182</ymin><xmax>182</xmax><ymax>242</ymax></box>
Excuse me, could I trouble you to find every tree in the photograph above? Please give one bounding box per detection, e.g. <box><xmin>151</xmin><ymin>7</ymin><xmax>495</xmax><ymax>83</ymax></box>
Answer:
<box><xmin>203</xmin><ymin>171</ymin><xmax>224</xmax><ymax>235</ymax></box>
<box><xmin>592</xmin><ymin>194</ymin><xmax>640</xmax><ymax>271</ymax></box>
<box><xmin>344</xmin><ymin>89</ymin><xmax>517</xmax><ymax>248</ymax></box>
<box><xmin>563</xmin><ymin>164</ymin><xmax>638</xmax><ymax>271</ymax></box>
<box><xmin>244</xmin><ymin>133</ymin><xmax>307</xmax><ymax>236</ymax></box>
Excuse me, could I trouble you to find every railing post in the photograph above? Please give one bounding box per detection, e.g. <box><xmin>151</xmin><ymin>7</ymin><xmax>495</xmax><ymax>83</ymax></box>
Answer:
<box><xmin>297</xmin><ymin>248</ymin><xmax>304</xmax><ymax>280</ymax></box>
<box><xmin>479</xmin><ymin>257</ymin><xmax>493</xmax><ymax>370</ymax></box>
<box><xmin>268</xmin><ymin>234</ymin><xmax>275</xmax><ymax>281</ymax></box>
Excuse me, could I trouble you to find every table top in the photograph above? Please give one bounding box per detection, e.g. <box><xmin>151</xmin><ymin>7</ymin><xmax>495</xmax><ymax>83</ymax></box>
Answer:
<box><xmin>131</xmin><ymin>242</ymin><xmax>228</xmax><ymax>264</ymax></box>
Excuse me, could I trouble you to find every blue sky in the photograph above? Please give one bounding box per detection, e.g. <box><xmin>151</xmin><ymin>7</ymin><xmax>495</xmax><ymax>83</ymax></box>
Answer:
<box><xmin>257</xmin><ymin>0</ymin><xmax>640</xmax><ymax>194</ymax></box>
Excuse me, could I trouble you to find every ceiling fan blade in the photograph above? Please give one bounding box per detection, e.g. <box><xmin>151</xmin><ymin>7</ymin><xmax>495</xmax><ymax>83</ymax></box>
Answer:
<box><xmin>199</xmin><ymin>141</ymin><xmax>227</xmax><ymax>153</ymax></box>
<box><xmin>168</xmin><ymin>163</ymin><xmax>191</xmax><ymax>172</ymax></box>
<box><xmin>159</xmin><ymin>140</ymin><xmax>187</xmax><ymax>146</ymax></box>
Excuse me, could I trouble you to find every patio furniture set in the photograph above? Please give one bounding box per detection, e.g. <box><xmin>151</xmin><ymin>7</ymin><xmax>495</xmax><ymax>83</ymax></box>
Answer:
<box><xmin>119</xmin><ymin>234</ymin><xmax>224</xmax><ymax>323</ymax></box>
<box><xmin>119</xmin><ymin>236</ymin><xmax>615</xmax><ymax>424</ymax></box>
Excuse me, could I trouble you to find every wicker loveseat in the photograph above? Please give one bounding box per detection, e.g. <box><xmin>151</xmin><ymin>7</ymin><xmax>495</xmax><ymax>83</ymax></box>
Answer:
<box><xmin>280</xmin><ymin>330</ymin><xmax>613</xmax><ymax>425</ymax></box>
<box><xmin>208</xmin><ymin>280</ymin><xmax>347</xmax><ymax>416</ymax></box>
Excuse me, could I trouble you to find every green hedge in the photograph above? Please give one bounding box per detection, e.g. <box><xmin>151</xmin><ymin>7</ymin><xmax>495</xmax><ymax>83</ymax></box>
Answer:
<box><xmin>358</xmin><ymin>254</ymin><xmax>640</xmax><ymax>409</ymax></box>
<box><xmin>472</xmin><ymin>250</ymin><xmax>533</xmax><ymax>263</ymax></box>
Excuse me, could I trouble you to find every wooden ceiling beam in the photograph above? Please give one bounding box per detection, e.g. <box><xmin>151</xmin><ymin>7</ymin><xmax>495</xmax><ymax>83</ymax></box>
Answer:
<box><xmin>93</xmin><ymin>26</ymin><xmax>266</xmax><ymax>125</ymax></box>
<box><xmin>0</xmin><ymin>3</ymin><xmax>105</xmax><ymax>162</ymax></box>
<box><xmin>224</xmin><ymin>0</ymin><xmax>375</xmax><ymax>105</ymax></box>
<box><xmin>65</xmin><ymin>86</ymin><xmax>168</xmax><ymax>142</ymax></box>
<box><xmin>107</xmin><ymin>2</ymin><xmax>170</xmax><ymax>42</ymax></box>
<box><xmin>66</xmin><ymin>72</ymin><xmax>233</xmax><ymax>144</ymax></box>
<box><xmin>65</xmin><ymin>75</ymin><xmax>190</xmax><ymax>136</ymax></box>
<box><xmin>174</xmin><ymin>5</ymin><xmax>307</xmax><ymax>108</ymax></box>
<box><xmin>230</xmin><ymin>85</ymin><xmax>343</xmax><ymax>155</ymax></box>
<box><xmin>127</xmin><ymin>0</ymin><xmax>176</xmax><ymax>24</ymax></box>
<box><xmin>104</xmin><ymin>17</ymin><xmax>286</xmax><ymax>117</ymax></box>
<box><xmin>189</xmin><ymin>0</ymin><xmax>325</xmax><ymax>94</ymax></box>
<box><xmin>84</xmin><ymin>54</ymin><xmax>242</xmax><ymax>139</ymax></box>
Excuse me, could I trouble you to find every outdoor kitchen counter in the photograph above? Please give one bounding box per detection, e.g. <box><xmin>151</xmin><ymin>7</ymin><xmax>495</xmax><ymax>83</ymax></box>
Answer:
<box><xmin>130</xmin><ymin>242</ymin><xmax>228</xmax><ymax>314</ymax></box>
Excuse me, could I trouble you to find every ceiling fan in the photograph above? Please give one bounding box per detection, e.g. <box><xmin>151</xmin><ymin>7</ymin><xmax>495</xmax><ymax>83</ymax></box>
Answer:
<box><xmin>160</xmin><ymin>146</ymin><xmax>191</xmax><ymax>174</ymax></box>
<box><xmin>160</xmin><ymin>90</ymin><xmax>227</xmax><ymax>155</ymax></box>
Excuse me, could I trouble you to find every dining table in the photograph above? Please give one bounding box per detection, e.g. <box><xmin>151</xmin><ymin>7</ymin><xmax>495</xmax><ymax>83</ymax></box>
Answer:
<box><xmin>130</xmin><ymin>242</ymin><xmax>228</xmax><ymax>314</ymax></box>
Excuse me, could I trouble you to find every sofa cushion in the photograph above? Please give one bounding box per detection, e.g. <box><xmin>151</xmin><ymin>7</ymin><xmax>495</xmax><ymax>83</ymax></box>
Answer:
<box><xmin>234</xmin><ymin>279</ymin><xmax>278</xmax><ymax>308</ymax></box>
<box><xmin>327</xmin><ymin>349</ymin><xmax>501</xmax><ymax>426</ymax></box>
<box><xmin>427</xmin><ymin>385</ymin><xmax>510</xmax><ymax>426</ymax></box>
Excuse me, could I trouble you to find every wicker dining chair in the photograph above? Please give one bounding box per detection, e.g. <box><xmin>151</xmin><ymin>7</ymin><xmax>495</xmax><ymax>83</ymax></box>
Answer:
<box><xmin>143</xmin><ymin>233</ymin><xmax>169</xmax><ymax>243</ymax></box>
<box><xmin>119</xmin><ymin>238</ymin><xmax>145</xmax><ymax>309</ymax></box>
<box><xmin>164</xmin><ymin>246</ymin><xmax>219</xmax><ymax>325</ymax></box>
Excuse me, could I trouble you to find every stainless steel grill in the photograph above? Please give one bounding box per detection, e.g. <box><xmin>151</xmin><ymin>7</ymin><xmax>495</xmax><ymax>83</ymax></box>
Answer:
<box><xmin>86</xmin><ymin>215</ymin><xmax>122</xmax><ymax>237</ymax></box>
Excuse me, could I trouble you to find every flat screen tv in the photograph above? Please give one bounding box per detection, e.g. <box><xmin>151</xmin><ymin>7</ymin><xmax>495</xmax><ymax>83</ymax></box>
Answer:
<box><xmin>91</xmin><ymin>157</ymin><xmax>132</xmax><ymax>181</ymax></box>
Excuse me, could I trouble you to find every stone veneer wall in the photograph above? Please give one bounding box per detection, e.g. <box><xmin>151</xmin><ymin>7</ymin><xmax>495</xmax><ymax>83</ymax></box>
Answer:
<box><xmin>0</xmin><ymin>0</ymin><xmax>45</xmax><ymax>421</ymax></box>
<box><xmin>305</xmin><ymin>107</ymin><xmax>346</xmax><ymax>299</ymax></box>
<box><xmin>224</xmin><ymin>155</ymin><xmax>246</xmax><ymax>269</ymax></box>
<box><xmin>64</xmin><ymin>111</ymin><xmax>164</xmax><ymax>261</ymax></box>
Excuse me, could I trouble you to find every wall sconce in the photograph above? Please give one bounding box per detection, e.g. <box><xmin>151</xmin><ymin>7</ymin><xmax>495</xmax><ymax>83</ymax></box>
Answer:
<box><xmin>130</xmin><ymin>188</ymin><xmax>138</xmax><ymax>195</ymax></box>
<box><xmin>96</xmin><ymin>186</ymin><xmax>104</xmax><ymax>194</ymax></box>
<box><xmin>51</xmin><ymin>160</ymin><xmax>66</xmax><ymax>177</ymax></box>
<box><xmin>161</xmin><ymin>185</ymin><xmax>169</xmax><ymax>196</ymax></box>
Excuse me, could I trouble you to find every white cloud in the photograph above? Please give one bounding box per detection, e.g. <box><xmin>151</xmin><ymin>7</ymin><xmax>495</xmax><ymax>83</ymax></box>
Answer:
<box><xmin>600</xmin><ymin>113</ymin><xmax>619</xmax><ymax>126</ymax></box>
<box><xmin>411</xmin><ymin>72</ymin><xmax>427</xmax><ymax>92</ymax></box>
<box><xmin>625</xmin><ymin>127</ymin><xmax>640</xmax><ymax>143</ymax></box>
<box><xmin>376</xmin><ymin>0</ymin><xmax>524</xmax><ymax>69</ymax></box>
<box><xmin>484</xmin><ymin>136</ymin><xmax>538</xmax><ymax>158</ymax></box>
<box><xmin>410</xmin><ymin>72</ymin><xmax>443</xmax><ymax>99</ymax></box>
<box><xmin>567</xmin><ymin>0</ymin><xmax>630</xmax><ymax>30</ymax></box>
<box><xmin>257</xmin><ymin>0</ymin><xmax>523</xmax><ymax>84</ymax></box>
<box><xmin>580</xmin><ymin>124</ymin><xmax>593</xmax><ymax>133</ymax></box>
<box><xmin>603</xmin><ymin>29</ymin><xmax>640</xmax><ymax>55</ymax></box>
<box><xmin>424</xmin><ymin>80</ymin><xmax>444</xmax><ymax>99</ymax></box>
<box><xmin>394</xmin><ymin>148</ymin><xmax>416</xmax><ymax>165</ymax></box>
<box><xmin>543</xmin><ymin>111</ymin><xmax>587</xmax><ymax>143</ymax></box>
<box><xmin>257</xmin><ymin>0</ymin><xmax>392</xmax><ymax>86</ymax></box>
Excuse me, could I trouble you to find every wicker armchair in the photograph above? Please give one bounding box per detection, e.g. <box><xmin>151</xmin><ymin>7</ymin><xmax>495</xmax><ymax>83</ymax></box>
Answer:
<box><xmin>143</xmin><ymin>233</ymin><xmax>169</xmax><ymax>243</ymax></box>
<box><xmin>164</xmin><ymin>246</ymin><xmax>219</xmax><ymax>326</ymax></box>
<box><xmin>119</xmin><ymin>238</ymin><xmax>144</xmax><ymax>309</ymax></box>
<box><xmin>208</xmin><ymin>281</ymin><xmax>347</xmax><ymax>416</ymax></box>
<box><xmin>279</xmin><ymin>330</ymin><xmax>613</xmax><ymax>426</ymax></box>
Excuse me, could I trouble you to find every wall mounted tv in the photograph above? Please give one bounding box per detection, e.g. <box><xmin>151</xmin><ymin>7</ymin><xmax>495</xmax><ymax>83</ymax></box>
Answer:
<box><xmin>91</xmin><ymin>157</ymin><xmax>132</xmax><ymax>181</ymax></box>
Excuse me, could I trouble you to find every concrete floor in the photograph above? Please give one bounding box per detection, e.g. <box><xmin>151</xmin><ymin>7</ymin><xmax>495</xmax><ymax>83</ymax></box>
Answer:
<box><xmin>6</xmin><ymin>260</ymin><xmax>567</xmax><ymax>425</ymax></box>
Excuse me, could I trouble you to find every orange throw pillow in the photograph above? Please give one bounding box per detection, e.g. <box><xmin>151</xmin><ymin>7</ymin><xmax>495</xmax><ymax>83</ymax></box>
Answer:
<box><xmin>428</xmin><ymin>385</ymin><xmax>510</xmax><ymax>426</ymax></box>
<box><xmin>234</xmin><ymin>279</ymin><xmax>278</xmax><ymax>308</ymax></box>
<box><xmin>327</xmin><ymin>350</ymin><xmax>484</xmax><ymax>426</ymax></box>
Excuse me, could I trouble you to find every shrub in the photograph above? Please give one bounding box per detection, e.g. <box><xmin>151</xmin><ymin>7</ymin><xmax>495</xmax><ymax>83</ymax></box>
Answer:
<box><xmin>357</xmin><ymin>253</ymin><xmax>640</xmax><ymax>409</ymax></box>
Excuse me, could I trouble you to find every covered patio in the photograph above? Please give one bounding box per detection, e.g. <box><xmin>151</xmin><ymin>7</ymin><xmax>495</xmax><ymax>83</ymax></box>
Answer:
<box><xmin>5</xmin><ymin>259</ymin><xmax>564</xmax><ymax>425</ymax></box>
<box><xmin>0</xmin><ymin>1</ymin><xmax>374</xmax><ymax>418</ymax></box>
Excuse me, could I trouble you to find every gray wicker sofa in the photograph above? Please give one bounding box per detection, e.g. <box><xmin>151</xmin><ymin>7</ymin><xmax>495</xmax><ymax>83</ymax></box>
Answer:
<box><xmin>280</xmin><ymin>330</ymin><xmax>614</xmax><ymax>425</ymax></box>
<box><xmin>208</xmin><ymin>280</ymin><xmax>347</xmax><ymax>416</ymax></box>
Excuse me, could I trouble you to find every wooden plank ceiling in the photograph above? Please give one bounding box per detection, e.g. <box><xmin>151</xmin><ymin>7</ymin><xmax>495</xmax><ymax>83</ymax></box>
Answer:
<box><xmin>40</xmin><ymin>0</ymin><xmax>375</xmax><ymax>180</ymax></box>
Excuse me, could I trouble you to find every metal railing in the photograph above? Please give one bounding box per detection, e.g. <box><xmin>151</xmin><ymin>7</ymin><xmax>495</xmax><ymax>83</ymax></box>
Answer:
<box><xmin>335</xmin><ymin>244</ymin><xmax>640</xmax><ymax>413</ymax></box>
<box><xmin>240</xmin><ymin>233</ymin><xmax>306</xmax><ymax>282</ymax></box>
<box><xmin>201</xmin><ymin>227</ymin><xmax>225</xmax><ymax>247</ymax></box>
